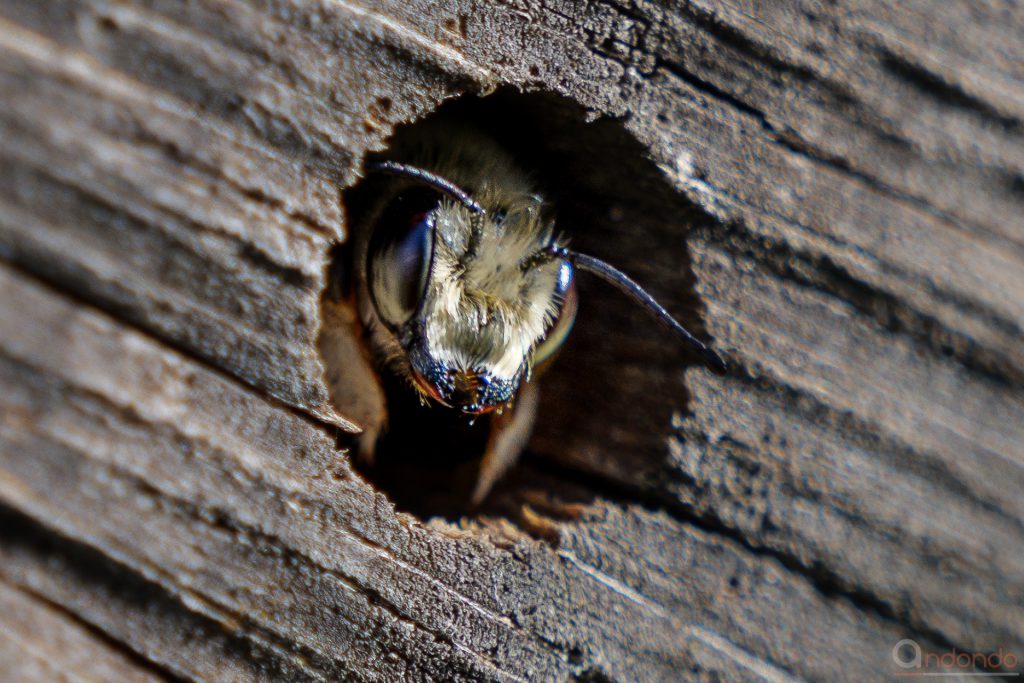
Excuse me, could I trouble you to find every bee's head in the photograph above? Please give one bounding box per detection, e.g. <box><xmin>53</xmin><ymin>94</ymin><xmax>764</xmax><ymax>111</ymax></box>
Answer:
<box><xmin>365</xmin><ymin>177</ymin><xmax>576</xmax><ymax>414</ymax></box>
<box><xmin>361</xmin><ymin>157</ymin><xmax>725</xmax><ymax>415</ymax></box>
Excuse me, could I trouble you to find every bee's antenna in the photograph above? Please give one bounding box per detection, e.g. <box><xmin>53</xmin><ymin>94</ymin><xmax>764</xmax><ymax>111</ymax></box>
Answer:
<box><xmin>367</xmin><ymin>160</ymin><xmax>485</xmax><ymax>214</ymax></box>
<box><xmin>563</xmin><ymin>249</ymin><xmax>727</xmax><ymax>374</ymax></box>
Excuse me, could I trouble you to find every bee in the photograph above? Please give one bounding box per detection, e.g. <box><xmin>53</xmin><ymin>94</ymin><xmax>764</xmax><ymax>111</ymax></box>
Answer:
<box><xmin>322</xmin><ymin>124</ymin><xmax>725</xmax><ymax>507</ymax></box>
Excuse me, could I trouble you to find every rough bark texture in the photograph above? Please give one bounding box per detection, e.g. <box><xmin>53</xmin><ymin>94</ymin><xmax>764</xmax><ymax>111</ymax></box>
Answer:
<box><xmin>1</xmin><ymin>1</ymin><xmax>1022</xmax><ymax>681</ymax></box>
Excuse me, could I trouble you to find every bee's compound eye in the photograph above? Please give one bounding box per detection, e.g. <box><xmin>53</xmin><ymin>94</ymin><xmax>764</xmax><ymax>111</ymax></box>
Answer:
<box><xmin>367</xmin><ymin>188</ymin><xmax>440</xmax><ymax>328</ymax></box>
<box><xmin>534</xmin><ymin>259</ymin><xmax>577</xmax><ymax>365</ymax></box>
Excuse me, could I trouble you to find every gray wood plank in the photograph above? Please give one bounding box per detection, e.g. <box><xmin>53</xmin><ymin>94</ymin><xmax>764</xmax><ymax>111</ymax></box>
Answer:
<box><xmin>0</xmin><ymin>0</ymin><xmax>1021</xmax><ymax>680</ymax></box>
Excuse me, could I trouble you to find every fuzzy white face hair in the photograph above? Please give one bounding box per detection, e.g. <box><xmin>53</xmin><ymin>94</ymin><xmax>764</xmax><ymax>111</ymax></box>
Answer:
<box><xmin>425</xmin><ymin>194</ymin><xmax>564</xmax><ymax>383</ymax></box>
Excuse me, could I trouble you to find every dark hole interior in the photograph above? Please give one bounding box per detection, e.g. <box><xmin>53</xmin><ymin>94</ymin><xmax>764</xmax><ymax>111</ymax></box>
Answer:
<box><xmin>324</xmin><ymin>88</ymin><xmax>718</xmax><ymax>527</ymax></box>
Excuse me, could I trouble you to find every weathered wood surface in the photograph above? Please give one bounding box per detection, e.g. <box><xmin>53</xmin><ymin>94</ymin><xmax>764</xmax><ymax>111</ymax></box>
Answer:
<box><xmin>0</xmin><ymin>0</ymin><xmax>1022</xmax><ymax>681</ymax></box>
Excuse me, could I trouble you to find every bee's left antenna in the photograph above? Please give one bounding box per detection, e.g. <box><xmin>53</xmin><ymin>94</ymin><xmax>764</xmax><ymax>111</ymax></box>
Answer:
<box><xmin>562</xmin><ymin>248</ymin><xmax>728</xmax><ymax>374</ymax></box>
<box><xmin>367</xmin><ymin>161</ymin><xmax>485</xmax><ymax>214</ymax></box>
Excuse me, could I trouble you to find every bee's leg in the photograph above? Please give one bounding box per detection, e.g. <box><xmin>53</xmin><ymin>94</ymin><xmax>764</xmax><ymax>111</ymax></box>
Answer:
<box><xmin>471</xmin><ymin>381</ymin><xmax>540</xmax><ymax>506</ymax></box>
<box><xmin>319</xmin><ymin>297</ymin><xmax>387</xmax><ymax>464</ymax></box>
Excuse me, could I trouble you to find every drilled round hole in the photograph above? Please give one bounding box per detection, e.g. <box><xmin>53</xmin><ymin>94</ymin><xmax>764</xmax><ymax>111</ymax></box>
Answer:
<box><xmin>321</xmin><ymin>89</ymin><xmax>719</xmax><ymax>522</ymax></box>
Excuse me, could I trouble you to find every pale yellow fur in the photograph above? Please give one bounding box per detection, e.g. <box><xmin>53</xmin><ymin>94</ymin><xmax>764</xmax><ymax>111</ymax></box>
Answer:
<box><xmin>358</xmin><ymin>124</ymin><xmax>565</xmax><ymax>389</ymax></box>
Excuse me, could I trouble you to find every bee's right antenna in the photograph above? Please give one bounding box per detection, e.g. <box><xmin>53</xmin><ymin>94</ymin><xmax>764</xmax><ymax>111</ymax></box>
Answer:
<box><xmin>562</xmin><ymin>248</ymin><xmax>727</xmax><ymax>374</ymax></box>
<box><xmin>367</xmin><ymin>160</ymin><xmax>485</xmax><ymax>214</ymax></box>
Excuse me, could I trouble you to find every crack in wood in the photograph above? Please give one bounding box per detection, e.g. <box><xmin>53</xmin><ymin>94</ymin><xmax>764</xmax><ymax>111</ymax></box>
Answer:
<box><xmin>0</xmin><ymin>576</ymin><xmax>189</xmax><ymax>683</ymax></box>
<box><xmin>0</xmin><ymin>505</ymin><xmax>330</xmax><ymax>682</ymax></box>
<box><xmin>518</xmin><ymin>451</ymin><xmax>968</xmax><ymax>664</ymax></box>
<box><xmin>697</xmin><ymin>223</ymin><xmax>1024</xmax><ymax>389</ymax></box>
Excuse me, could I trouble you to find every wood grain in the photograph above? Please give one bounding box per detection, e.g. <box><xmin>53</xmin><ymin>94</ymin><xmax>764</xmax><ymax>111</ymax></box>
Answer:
<box><xmin>0</xmin><ymin>0</ymin><xmax>1021</xmax><ymax>680</ymax></box>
